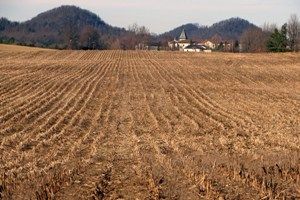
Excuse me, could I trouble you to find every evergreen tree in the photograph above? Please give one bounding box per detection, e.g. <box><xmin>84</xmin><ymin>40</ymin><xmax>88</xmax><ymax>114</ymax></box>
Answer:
<box><xmin>267</xmin><ymin>23</ymin><xmax>288</xmax><ymax>52</ymax></box>
<box><xmin>233</xmin><ymin>40</ymin><xmax>239</xmax><ymax>52</ymax></box>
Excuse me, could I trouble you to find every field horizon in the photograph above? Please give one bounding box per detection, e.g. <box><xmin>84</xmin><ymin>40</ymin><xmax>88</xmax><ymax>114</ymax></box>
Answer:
<box><xmin>0</xmin><ymin>44</ymin><xmax>299</xmax><ymax>199</ymax></box>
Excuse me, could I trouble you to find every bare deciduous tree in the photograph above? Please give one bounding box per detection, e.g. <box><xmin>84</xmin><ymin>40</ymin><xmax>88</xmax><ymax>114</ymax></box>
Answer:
<box><xmin>240</xmin><ymin>27</ymin><xmax>268</xmax><ymax>52</ymax></box>
<box><xmin>119</xmin><ymin>23</ymin><xmax>151</xmax><ymax>50</ymax></box>
<box><xmin>262</xmin><ymin>22</ymin><xmax>277</xmax><ymax>33</ymax></box>
<box><xmin>128</xmin><ymin>23</ymin><xmax>150</xmax><ymax>35</ymax></box>
<box><xmin>287</xmin><ymin>14</ymin><xmax>300</xmax><ymax>52</ymax></box>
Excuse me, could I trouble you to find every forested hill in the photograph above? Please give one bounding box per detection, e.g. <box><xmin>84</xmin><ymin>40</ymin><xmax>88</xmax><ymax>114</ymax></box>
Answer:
<box><xmin>160</xmin><ymin>18</ymin><xmax>257</xmax><ymax>41</ymax></box>
<box><xmin>0</xmin><ymin>18</ymin><xmax>19</xmax><ymax>31</ymax></box>
<box><xmin>0</xmin><ymin>5</ymin><xmax>126</xmax><ymax>49</ymax></box>
<box><xmin>0</xmin><ymin>6</ymin><xmax>258</xmax><ymax>49</ymax></box>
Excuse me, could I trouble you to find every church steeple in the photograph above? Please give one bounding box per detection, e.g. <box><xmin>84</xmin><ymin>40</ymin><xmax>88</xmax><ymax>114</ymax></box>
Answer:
<box><xmin>179</xmin><ymin>29</ymin><xmax>188</xmax><ymax>41</ymax></box>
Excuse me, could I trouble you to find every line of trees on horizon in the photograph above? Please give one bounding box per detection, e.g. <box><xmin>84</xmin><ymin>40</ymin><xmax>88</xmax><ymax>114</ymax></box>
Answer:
<box><xmin>240</xmin><ymin>14</ymin><xmax>300</xmax><ymax>53</ymax></box>
<box><xmin>126</xmin><ymin>14</ymin><xmax>300</xmax><ymax>53</ymax></box>
<box><xmin>0</xmin><ymin>21</ymin><xmax>154</xmax><ymax>51</ymax></box>
<box><xmin>63</xmin><ymin>14</ymin><xmax>300</xmax><ymax>53</ymax></box>
<box><xmin>1</xmin><ymin>11</ymin><xmax>299</xmax><ymax>53</ymax></box>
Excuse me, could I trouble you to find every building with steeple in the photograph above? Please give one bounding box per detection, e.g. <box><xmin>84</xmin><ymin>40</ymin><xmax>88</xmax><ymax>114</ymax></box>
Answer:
<box><xmin>167</xmin><ymin>29</ymin><xmax>210</xmax><ymax>52</ymax></box>
<box><xmin>179</xmin><ymin>29</ymin><xmax>188</xmax><ymax>41</ymax></box>
<box><xmin>168</xmin><ymin>29</ymin><xmax>192</xmax><ymax>51</ymax></box>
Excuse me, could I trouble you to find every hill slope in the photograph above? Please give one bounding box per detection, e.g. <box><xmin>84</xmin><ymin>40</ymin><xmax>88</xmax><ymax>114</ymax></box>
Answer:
<box><xmin>0</xmin><ymin>5</ymin><xmax>126</xmax><ymax>48</ymax></box>
<box><xmin>1</xmin><ymin>8</ymin><xmax>258</xmax><ymax>48</ymax></box>
<box><xmin>161</xmin><ymin>18</ymin><xmax>257</xmax><ymax>41</ymax></box>
<box><xmin>0</xmin><ymin>18</ymin><xmax>19</xmax><ymax>31</ymax></box>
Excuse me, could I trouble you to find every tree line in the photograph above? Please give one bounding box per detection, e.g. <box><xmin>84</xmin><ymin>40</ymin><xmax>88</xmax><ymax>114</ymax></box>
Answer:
<box><xmin>0</xmin><ymin>5</ymin><xmax>299</xmax><ymax>52</ymax></box>
<box><xmin>240</xmin><ymin>14</ymin><xmax>300</xmax><ymax>52</ymax></box>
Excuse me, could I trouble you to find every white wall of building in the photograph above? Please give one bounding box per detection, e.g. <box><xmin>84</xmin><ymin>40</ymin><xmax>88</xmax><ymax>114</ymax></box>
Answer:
<box><xmin>179</xmin><ymin>43</ymin><xmax>190</xmax><ymax>50</ymax></box>
<box><xmin>183</xmin><ymin>48</ymin><xmax>201</xmax><ymax>52</ymax></box>
<box><xmin>204</xmin><ymin>41</ymin><xmax>215</xmax><ymax>49</ymax></box>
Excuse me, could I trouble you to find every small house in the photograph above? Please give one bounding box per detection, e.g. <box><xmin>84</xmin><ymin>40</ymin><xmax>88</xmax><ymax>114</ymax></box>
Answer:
<box><xmin>183</xmin><ymin>44</ymin><xmax>207</xmax><ymax>52</ymax></box>
<box><xmin>203</xmin><ymin>40</ymin><xmax>216</xmax><ymax>49</ymax></box>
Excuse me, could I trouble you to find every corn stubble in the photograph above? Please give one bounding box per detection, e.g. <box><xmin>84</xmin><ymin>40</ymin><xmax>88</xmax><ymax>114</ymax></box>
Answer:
<box><xmin>0</xmin><ymin>45</ymin><xmax>299</xmax><ymax>199</ymax></box>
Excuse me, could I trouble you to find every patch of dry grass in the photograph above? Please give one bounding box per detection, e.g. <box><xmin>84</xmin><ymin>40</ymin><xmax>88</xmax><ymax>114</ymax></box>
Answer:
<box><xmin>0</xmin><ymin>45</ymin><xmax>299</xmax><ymax>199</ymax></box>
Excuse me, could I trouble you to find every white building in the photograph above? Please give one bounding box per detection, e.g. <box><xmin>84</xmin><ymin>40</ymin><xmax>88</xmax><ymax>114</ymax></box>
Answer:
<box><xmin>168</xmin><ymin>29</ymin><xmax>191</xmax><ymax>51</ymax></box>
<box><xmin>168</xmin><ymin>29</ymin><xmax>211</xmax><ymax>52</ymax></box>
<box><xmin>183</xmin><ymin>44</ymin><xmax>210</xmax><ymax>52</ymax></box>
<box><xmin>203</xmin><ymin>40</ymin><xmax>216</xmax><ymax>49</ymax></box>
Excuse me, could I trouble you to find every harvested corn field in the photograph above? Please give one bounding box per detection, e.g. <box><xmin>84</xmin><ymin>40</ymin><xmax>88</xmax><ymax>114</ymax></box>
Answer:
<box><xmin>0</xmin><ymin>44</ymin><xmax>299</xmax><ymax>199</ymax></box>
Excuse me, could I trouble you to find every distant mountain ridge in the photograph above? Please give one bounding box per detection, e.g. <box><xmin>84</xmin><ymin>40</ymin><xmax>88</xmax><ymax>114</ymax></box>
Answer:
<box><xmin>0</xmin><ymin>5</ymin><xmax>126</xmax><ymax>48</ymax></box>
<box><xmin>0</xmin><ymin>18</ymin><xmax>19</xmax><ymax>31</ymax></box>
<box><xmin>0</xmin><ymin>6</ymin><xmax>258</xmax><ymax>49</ymax></box>
<box><xmin>160</xmin><ymin>18</ymin><xmax>257</xmax><ymax>41</ymax></box>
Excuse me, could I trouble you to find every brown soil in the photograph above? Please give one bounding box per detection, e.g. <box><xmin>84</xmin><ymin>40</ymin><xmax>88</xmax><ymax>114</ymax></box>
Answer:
<box><xmin>0</xmin><ymin>45</ymin><xmax>299</xmax><ymax>199</ymax></box>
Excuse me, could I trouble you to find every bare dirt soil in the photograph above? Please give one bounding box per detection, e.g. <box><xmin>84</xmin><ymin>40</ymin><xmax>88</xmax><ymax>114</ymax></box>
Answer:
<box><xmin>0</xmin><ymin>45</ymin><xmax>299</xmax><ymax>199</ymax></box>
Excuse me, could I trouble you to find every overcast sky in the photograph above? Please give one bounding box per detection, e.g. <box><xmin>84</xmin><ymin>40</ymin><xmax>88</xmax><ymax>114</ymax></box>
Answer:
<box><xmin>0</xmin><ymin>0</ymin><xmax>299</xmax><ymax>33</ymax></box>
